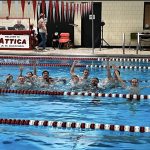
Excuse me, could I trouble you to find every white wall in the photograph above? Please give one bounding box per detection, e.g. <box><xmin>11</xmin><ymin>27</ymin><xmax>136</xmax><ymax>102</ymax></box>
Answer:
<box><xmin>0</xmin><ymin>1</ymin><xmax>145</xmax><ymax>46</ymax></box>
<box><xmin>102</xmin><ymin>1</ymin><xmax>144</xmax><ymax>46</ymax></box>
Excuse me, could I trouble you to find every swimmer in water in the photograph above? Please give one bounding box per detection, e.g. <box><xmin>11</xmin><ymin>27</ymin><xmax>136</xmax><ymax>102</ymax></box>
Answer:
<box><xmin>103</xmin><ymin>58</ymin><xmax>125</xmax><ymax>89</ymax></box>
<box><xmin>86</xmin><ymin>77</ymin><xmax>103</xmax><ymax>93</ymax></box>
<box><xmin>126</xmin><ymin>78</ymin><xmax>150</xmax><ymax>96</ymax></box>
<box><xmin>12</xmin><ymin>76</ymin><xmax>32</xmax><ymax>90</ymax></box>
<box><xmin>70</xmin><ymin>74</ymin><xmax>83</xmax><ymax>91</ymax></box>
<box><xmin>128</xmin><ymin>78</ymin><xmax>140</xmax><ymax>95</ymax></box>
<box><xmin>5</xmin><ymin>74</ymin><xmax>15</xmax><ymax>89</ymax></box>
<box><xmin>70</xmin><ymin>60</ymin><xmax>90</xmax><ymax>86</ymax></box>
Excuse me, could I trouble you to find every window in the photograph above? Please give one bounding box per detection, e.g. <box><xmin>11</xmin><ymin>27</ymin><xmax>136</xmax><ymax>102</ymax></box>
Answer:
<box><xmin>144</xmin><ymin>2</ymin><xmax>150</xmax><ymax>29</ymax></box>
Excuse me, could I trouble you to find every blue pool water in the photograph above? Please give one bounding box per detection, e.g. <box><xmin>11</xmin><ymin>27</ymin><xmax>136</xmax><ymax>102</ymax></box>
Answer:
<box><xmin>0</xmin><ymin>57</ymin><xmax>150</xmax><ymax>150</ymax></box>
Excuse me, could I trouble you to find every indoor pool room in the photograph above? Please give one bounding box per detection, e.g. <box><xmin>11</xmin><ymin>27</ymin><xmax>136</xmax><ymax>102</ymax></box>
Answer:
<box><xmin>0</xmin><ymin>56</ymin><xmax>149</xmax><ymax>150</ymax></box>
<box><xmin>0</xmin><ymin>0</ymin><xmax>150</xmax><ymax>150</ymax></box>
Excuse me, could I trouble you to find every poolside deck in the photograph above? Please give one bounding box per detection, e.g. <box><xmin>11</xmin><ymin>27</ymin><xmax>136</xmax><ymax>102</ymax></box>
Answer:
<box><xmin>0</xmin><ymin>47</ymin><xmax>150</xmax><ymax>57</ymax></box>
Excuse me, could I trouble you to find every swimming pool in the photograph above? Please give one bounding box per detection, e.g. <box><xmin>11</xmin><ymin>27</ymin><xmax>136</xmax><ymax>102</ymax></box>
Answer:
<box><xmin>0</xmin><ymin>56</ymin><xmax>149</xmax><ymax>150</ymax></box>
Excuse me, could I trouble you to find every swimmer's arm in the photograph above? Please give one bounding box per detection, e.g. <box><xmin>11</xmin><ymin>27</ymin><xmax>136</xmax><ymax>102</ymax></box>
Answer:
<box><xmin>70</xmin><ymin>61</ymin><xmax>78</xmax><ymax>75</ymax></box>
<box><xmin>33</xmin><ymin>61</ymin><xmax>37</xmax><ymax>76</ymax></box>
<box><xmin>114</xmin><ymin>70</ymin><xmax>126</xmax><ymax>88</ymax></box>
<box><xmin>19</xmin><ymin>65</ymin><xmax>23</xmax><ymax>77</ymax></box>
<box><xmin>112</xmin><ymin>64</ymin><xmax>125</xmax><ymax>86</ymax></box>
<box><xmin>106</xmin><ymin>60</ymin><xmax>113</xmax><ymax>80</ymax></box>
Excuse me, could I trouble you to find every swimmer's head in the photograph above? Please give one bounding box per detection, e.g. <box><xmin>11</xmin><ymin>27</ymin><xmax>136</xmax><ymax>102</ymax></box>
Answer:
<box><xmin>7</xmin><ymin>74</ymin><xmax>13</xmax><ymax>79</ymax></box>
<box><xmin>42</xmin><ymin>70</ymin><xmax>49</xmax><ymax>79</ymax></box>
<box><xmin>26</xmin><ymin>72</ymin><xmax>33</xmax><ymax>77</ymax></box>
<box><xmin>91</xmin><ymin>78</ymin><xmax>99</xmax><ymax>86</ymax></box>
<box><xmin>131</xmin><ymin>78</ymin><xmax>139</xmax><ymax>87</ymax></box>
<box><xmin>83</xmin><ymin>69</ymin><xmax>89</xmax><ymax>78</ymax></box>
<box><xmin>6</xmin><ymin>74</ymin><xmax>13</xmax><ymax>83</ymax></box>
<box><xmin>71</xmin><ymin>75</ymin><xmax>79</xmax><ymax>84</ymax></box>
<box><xmin>18</xmin><ymin>76</ymin><xmax>25</xmax><ymax>84</ymax></box>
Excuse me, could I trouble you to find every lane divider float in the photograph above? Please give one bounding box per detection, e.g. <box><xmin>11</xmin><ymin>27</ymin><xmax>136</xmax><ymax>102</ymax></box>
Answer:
<box><xmin>0</xmin><ymin>56</ymin><xmax>149</xmax><ymax>62</ymax></box>
<box><xmin>0</xmin><ymin>89</ymin><xmax>150</xmax><ymax>100</ymax></box>
<box><xmin>0</xmin><ymin>56</ymin><xmax>97</xmax><ymax>60</ymax></box>
<box><xmin>0</xmin><ymin>63</ymin><xmax>150</xmax><ymax>70</ymax></box>
<box><xmin>0</xmin><ymin>118</ymin><xmax>149</xmax><ymax>133</ymax></box>
<box><xmin>86</xmin><ymin>65</ymin><xmax>150</xmax><ymax>70</ymax></box>
<box><xmin>98</xmin><ymin>57</ymin><xmax>150</xmax><ymax>62</ymax></box>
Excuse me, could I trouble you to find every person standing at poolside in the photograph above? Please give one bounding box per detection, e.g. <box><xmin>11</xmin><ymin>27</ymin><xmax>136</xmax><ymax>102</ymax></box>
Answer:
<box><xmin>37</xmin><ymin>13</ymin><xmax>48</xmax><ymax>51</ymax></box>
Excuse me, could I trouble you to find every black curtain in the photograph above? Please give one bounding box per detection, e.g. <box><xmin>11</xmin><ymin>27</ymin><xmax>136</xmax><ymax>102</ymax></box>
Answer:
<box><xmin>81</xmin><ymin>2</ymin><xmax>101</xmax><ymax>48</ymax></box>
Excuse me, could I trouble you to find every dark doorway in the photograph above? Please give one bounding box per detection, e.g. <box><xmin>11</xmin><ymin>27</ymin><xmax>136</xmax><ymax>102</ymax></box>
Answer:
<box><xmin>81</xmin><ymin>2</ymin><xmax>101</xmax><ymax>48</ymax></box>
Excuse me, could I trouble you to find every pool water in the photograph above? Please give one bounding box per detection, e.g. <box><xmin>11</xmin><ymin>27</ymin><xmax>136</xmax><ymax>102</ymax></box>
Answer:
<box><xmin>0</xmin><ymin>58</ymin><xmax>149</xmax><ymax>150</ymax></box>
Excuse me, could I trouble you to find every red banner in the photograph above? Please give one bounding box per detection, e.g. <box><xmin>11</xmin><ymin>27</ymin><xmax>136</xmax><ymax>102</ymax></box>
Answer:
<box><xmin>32</xmin><ymin>0</ymin><xmax>36</xmax><ymax>19</ymax></box>
<box><xmin>55</xmin><ymin>0</ymin><xmax>59</xmax><ymax>21</ymax></box>
<box><xmin>21</xmin><ymin>0</ymin><xmax>26</xmax><ymax>17</ymax></box>
<box><xmin>77</xmin><ymin>3</ymin><xmax>79</xmax><ymax>16</ymax></box>
<box><xmin>70</xmin><ymin>3</ymin><xmax>72</xmax><ymax>21</ymax></box>
<box><xmin>85</xmin><ymin>3</ymin><xmax>87</xmax><ymax>16</ymax></box>
<box><xmin>49</xmin><ymin>0</ymin><xmax>53</xmax><ymax>21</ymax></box>
<box><xmin>41</xmin><ymin>0</ymin><xmax>45</xmax><ymax>14</ymax></box>
<box><xmin>61</xmin><ymin>1</ymin><xmax>64</xmax><ymax>21</ymax></box>
<box><xmin>53</xmin><ymin>1</ymin><xmax>55</xmax><ymax>22</ymax></box>
<box><xmin>7</xmin><ymin>0</ymin><xmax>11</xmax><ymax>16</ymax></box>
<box><xmin>82</xmin><ymin>3</ymin><xmax>85</xmax><ymax>17</ymax></box>
<box><xmin>73</xmin><ymin>3</ymin><xmax>76</xmax><ymax>18</ymax></box>
<box><xmin>66</xmin><ymin>2</ymin><xmax>68</xmax><ymax>21</ymax></box>
<box><xmin>89</xmin><ymin>2</ymin><xmax>92</xmax><ymax>14</ymax></box>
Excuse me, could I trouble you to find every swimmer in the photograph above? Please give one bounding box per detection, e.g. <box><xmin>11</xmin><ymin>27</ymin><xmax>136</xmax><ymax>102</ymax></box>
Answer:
<box><xmin>38</xmin><ymin>70</ymin><xmax>52</xmax><ymax>88</ymax></box>
<box><xmin>88</xmin><ymin>78</ymin><xmax>102</xmax><ymax>104</ymax></box>
<box><xmin>18</xmin><ymin>63</ymin><xmax>37</xmax><ymax>87</ymax></box>
<box><xmin>71</xmin><ymin>75</ymin><xmax>80</xmax><ymax>85</ymax></box>
<box><xmin>70</xmin><ymin>74</ymin><xmax>83</xmax><ymax>91</ymax></box>
<box><xmin>70</xmin><ymin>60</ymin><xmax>90</xmax><ymax>85</ymax></box>
<box><xmin>12</xmin><ymin>76</ymin><xmax>32</xmax><ymax>90</ymax></box>
<box><xmin>126</xmin><ymin>78</ymin><xmax>150</xmax><ymax>95</ymax></box>
<box><xmin>103</xmin><ymin>59</ymin><xmax>125</xmax><ymax>89</ymax></box>
<box><xmin>36</xmin><ymin>69</ymin><xmax>66</xmax><ymax>90</ymax></box>
<box><xmin>25</xmin><ymin>71</ymin><xmax>34</xmax><ymax>82</ymax></box>
<box><xmin>86</xmin><ymin>78</ymin><xmax>103</xmax><ymax>93</ymax></box>
<box><xmin>128</xmin><ymin>78</ymin><xmax>140</xmax><ymax>95</ymax></box>
<box><xmin>5</xmin><ymin>74</ymin><xmax>15</xmax><ymax>88</ymax></box>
